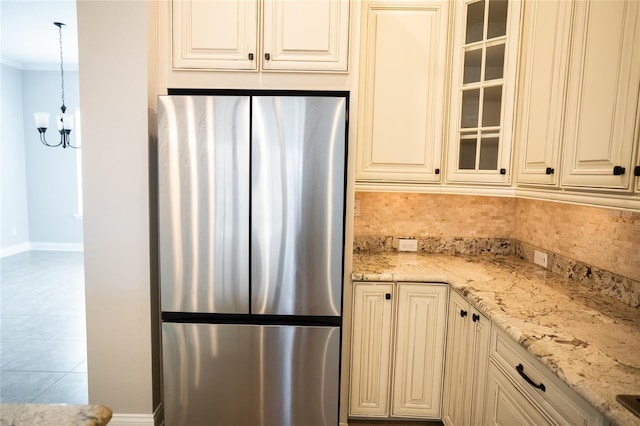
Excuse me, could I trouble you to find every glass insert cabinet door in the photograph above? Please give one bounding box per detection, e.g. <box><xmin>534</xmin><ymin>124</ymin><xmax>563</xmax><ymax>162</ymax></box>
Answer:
<box><xmin>447</xmin><ymin>0</ymin><xmax>520</xmax><ymax>184</ymax></box>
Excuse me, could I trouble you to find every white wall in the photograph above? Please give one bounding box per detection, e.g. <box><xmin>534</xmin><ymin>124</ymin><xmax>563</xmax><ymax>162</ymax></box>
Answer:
<box><xmin>21</xmin><ymin>70</ymin><xmax>83</xmax><ymax>247</ymax></box>
<box><xmin>0</xmin><ymin>63</ymin><xmax>30</xmax><ymax>255</ymax></box>
<box><xmin>77</xmin><ymin>0</ymin><xmax>158</xmax><ymax>419</ymax></box>
<box><xmin>1</xmin><ymin>63</ymin><xmax>83</xmax><ymax>255</ymax></box>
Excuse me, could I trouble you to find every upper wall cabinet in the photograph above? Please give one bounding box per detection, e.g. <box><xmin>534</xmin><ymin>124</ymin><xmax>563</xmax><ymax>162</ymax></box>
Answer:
<box><xmin>262</xmin><ymin>0</ymin><xmax>350</xmax><ymax>71</ymax></box>
<box><xmin>355</xmin><ymin>0</ymin><xmax>449</xmax><ymax>183</ymax></box>
<box><xmin>446</xmin><ymin>0</ymin><xmax>521</xmax><ymax>185</ymax></box>
<box><xmin>561</xmin><ymin>0</ymin><xmax>640</xmax><ymax>191</ymax></box>
<box><xmin>515</xmin><ymin>0</ymin><xmax>573</xmax><ymax>187</ymax></box>
<box><xmin>172</xmin><ymin>0</ymin><xmax>259</xmax><ymax>70</ymax></box>
<box><xmin>171</xmin><ymin>0</ymin><xmax>350</xmax><ymax>72</ymax></box>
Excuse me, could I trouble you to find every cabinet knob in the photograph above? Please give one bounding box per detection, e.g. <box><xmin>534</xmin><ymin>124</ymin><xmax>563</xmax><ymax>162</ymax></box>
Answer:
<box><xmin>265</xmin><ymin>53</ymin><xmax>271</xmax><ymax>61</ymax></box>
<box><xmin>435</xmin><ymin>168</ymin><xmax>440</xmax><ymax>175</ymax></box>
<box><xmin>499</xmin><ymin>168</ymin><xmax>507</xmax><ymax>175</ymax></box>
<box><xmin>472</xmin><ymin>313</ymin><xmax>480</xmax><ymax>322</ymax></box>
<box><xmin>545</xmin><ymin>167</ymin><xmax>554</xmax><ymax>175</ymax></box>
<box><xmin>635</xmin><ymin>166</ymin><xmax>640</xmax><ymax>177</ymax></box>
<box><xmin>385</xmin><ymin>293</ymin><xmax>391</xmax><ymax>300</ymax></box>
<box><xmin>248</xmin><ymin>53</ymin><xmax>254</xmax><ymax>61</ymax></box>
<box><xmin>613</xmin><ymin>166</ymin><xmax>626</xmax><ymax>175</ymax></box>
<box><xmin>460</xmin><ymin>309</ymin><xmax>468</xmax><ymax>318</ymax></box>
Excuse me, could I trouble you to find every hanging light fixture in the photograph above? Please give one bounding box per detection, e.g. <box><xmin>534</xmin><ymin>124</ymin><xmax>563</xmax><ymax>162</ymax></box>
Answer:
<box><xmin>33</xmin><ymin>22</ymin><xmax>79</xmax><ymax>149</ymax></box>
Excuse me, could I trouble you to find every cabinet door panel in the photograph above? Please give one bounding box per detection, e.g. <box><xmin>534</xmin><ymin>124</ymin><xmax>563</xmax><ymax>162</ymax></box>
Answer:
<box><xmin>356</xmin><ymin>1</ymin><xmax>448</xmax><ymax>182</ymax></box>
<box><xmin>262</xmin><ymin>0</ymin><xmax>350</xmax><ymax>71</ymax></box>
<box><xmin>349</xmin><ymin>283</ymin><xmax>394</xmax><ymax>417</ymax></box>
<box><xmin>172</xmin><ymin>0</ymin><xmax>258</xmax><ymax>70</ymax></box>
<box><xmin>442</xmin><ymin>291</ymin><xmax>472</xmax><ymax>426</ymax></box>
<box><xmin>391</xmin><ymin>283</ymin><xmax>447</xmax><ymax>418</ymax></box>
<box><xmin>469</xmin><ymin>306</ymin><xmax>491</xmax><ymax>426</ymax></box>
<box><xmin>447</xmin><ymin>0</ymin><xmax>521</xmax><ymax>184</ymax></box>
<box><xmin>562</xmin><ymin>0</ymin><xmax>640</xmax><ymax>190</ymax></box>
<box><xmin>516</xmin><ymin>0</ymin><xmax>572</xmax><ymax>186</ymax></box>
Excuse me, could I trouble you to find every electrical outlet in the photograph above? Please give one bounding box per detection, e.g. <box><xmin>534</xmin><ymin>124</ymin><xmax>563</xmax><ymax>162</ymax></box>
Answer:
<box><xmin>398</xmin><ymin>238</ymin><xmax>418</xmax><ymax>252</ymax></box>
<box><xmin>534</xmin><ymin>250</ymin><xmax>547</xmax><ymax>268</ymax></box>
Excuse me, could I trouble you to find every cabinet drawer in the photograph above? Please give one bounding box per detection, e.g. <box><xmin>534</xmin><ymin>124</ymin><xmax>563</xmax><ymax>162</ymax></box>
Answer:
<box><xmin>489</xmin><ymin>326</ymin><xmax>605</xmax><ymax>426</ymax></box>
<box><xmin>486</xmin><ymin>361</ymin><xmax>553</xmax><ymax>425</ymax></box>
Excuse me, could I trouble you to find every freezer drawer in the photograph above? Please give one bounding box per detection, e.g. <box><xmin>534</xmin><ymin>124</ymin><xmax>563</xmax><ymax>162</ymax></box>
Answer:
<box><xmin>251</xmin><ymin>96</ymin><xmax>346</xmax><ymax>317</ymax></box>
<box><xmin>162</xmin><ymin>322</ymin><xmax>340</xmax><ymax>426</ymax></box>
<box><xmin>158</xmin><ymin>95</ymin><xmax>250</xmax><ymax>314</ymax></box>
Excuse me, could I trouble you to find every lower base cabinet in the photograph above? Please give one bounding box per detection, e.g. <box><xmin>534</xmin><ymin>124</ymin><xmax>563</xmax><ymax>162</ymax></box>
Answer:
<box><xmin>349</xmin><ymin>282</ymin><xmax>608</xmax><ymax>425</ymax></box>
<box><xmin>349</xmin><ymin>282</ymin><xmax>448</xmax><ymax>419</ymax></box>
<box><xmin>442</xmin><ymin>290</ymin><xmax>490</xmax><ymax>426</ymax></box>
<box><xmin>485</xmin><ymin>361</ymin><xmax>553</xmax><ymax>425</ymax></box>
<box><xmin>485</xmin><ymin>326</ymin><xmax>606</xmax><ymax>425</ymax></box>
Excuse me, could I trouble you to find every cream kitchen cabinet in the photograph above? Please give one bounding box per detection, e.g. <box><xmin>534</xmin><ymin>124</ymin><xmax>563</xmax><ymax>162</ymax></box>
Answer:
<box><xmin>442</xmin><ymin>290</ymin><xmax>490</xmax><ymax>426</ymax></box>
<box><xmin>485</xmin><ymin>325</ymin><xmax>606</xmax><ymax>426</ymax></box>
<box><xmin>355</xmin><ymin>1</ymin><xmax>449</xmax><ymax>183</ymax></box>
<box><xmin>349</xmin><ymin>282</ymin><xmax>448</xmax><ymax>419</ymax></box>
<box><xmin>561</xmin><ymin>0</ymin><xmax>640</xmax><ymax>191</ymax></box>
<box><xmin>171</xmin><ymin>0</ymin><xmax>350</xmax><ymax>72</ymax></box>
<box><xmin>515</xmin><ymin>0</ymin><xmax>573</xmax><ymax>187</ymax></box>
<box><xmin>348</xmin><ymin>282</ymin><xmax>394</xmax><ymax>417</ymax></box>
<box><xmin>485</xmin><ymin>361</ymin><xmax>553</xmax><ymax>425</ymax></box>
<box><xmin>446</xmin><ymin>0</ymin><xmax>521</xmax><ymax>185</ymax></box>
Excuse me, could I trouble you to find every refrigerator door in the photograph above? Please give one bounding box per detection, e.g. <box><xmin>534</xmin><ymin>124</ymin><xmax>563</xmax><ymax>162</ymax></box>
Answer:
<box><xmin>251</xmin><ymin>96</ymin><xmax>346</xmax><ymax>316</ymax></box>
<box><xmin>158</xmin><ymin>95</ymin><xmax>250</xmax><ymax>313</ymax></box>
<box><xmin>162</xmin><ymin>322</ymin><xmax>340</xmax><ymax>426</ymax></box>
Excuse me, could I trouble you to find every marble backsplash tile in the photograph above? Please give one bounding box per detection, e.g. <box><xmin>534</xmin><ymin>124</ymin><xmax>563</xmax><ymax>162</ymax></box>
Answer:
<box><xmin>354</xmin><ymin>192</ymin><xmax>515</xmax><ymax>237</ymax></box>
<box><xmin>353</xmin><ymin>191</ymin><xmax>640</xmax><ymax>308</ymax></box>
<box><xmin>516</xmin><ymin>241</ymin><xmax>640</xmax><ymax>308</ymax></box>
<box><xmin>513</xmin><ymin>198</ymin><xmax>640</xmax><ymax>282</ymax></box>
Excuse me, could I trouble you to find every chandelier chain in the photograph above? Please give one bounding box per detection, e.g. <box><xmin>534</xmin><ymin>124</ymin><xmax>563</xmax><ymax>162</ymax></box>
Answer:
<box><xmin>58</xmin><ymin>23</ymin><xmax>66</xmax><ymax>112</ymax></box>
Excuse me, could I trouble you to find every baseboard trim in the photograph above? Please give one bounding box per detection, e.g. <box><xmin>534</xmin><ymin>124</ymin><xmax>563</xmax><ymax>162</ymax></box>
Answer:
<box><xmin>0</xmin><ymin>243</ymin><xmax>31</xmax><ymax>258</ymax></box>
<box><xmin>108</xmin><ymin>413</ymin><xmax>155</xmax><ymax>426</ymax></box>
<box><xmin>30</xmin><ymin>242</ymin><xmax>84</xmax><ymax>252</ymax></box>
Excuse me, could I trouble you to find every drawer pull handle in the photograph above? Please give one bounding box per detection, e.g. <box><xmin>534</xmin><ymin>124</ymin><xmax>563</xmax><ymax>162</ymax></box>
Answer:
<box><xmin>516</xmin><ymin>363</ymin><xmax>546</xmax><ymax>392</ymax></box>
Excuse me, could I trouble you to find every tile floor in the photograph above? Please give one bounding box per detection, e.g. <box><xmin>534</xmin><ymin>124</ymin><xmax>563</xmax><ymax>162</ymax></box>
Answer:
<box><xmin>0</xmin><ymin>250</ymin><xmax>87</xmax><ymax>404</ymax></box>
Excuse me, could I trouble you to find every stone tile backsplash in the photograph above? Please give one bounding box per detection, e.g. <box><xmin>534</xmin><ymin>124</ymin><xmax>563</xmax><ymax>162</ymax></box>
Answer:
<box><xmin>354</xmin><ymin>192</ymin><xmax>515</xmax><ymax>237</ymax></box>
<box><xmin>353</xmin><ymin>192</ymin><xmax>640</xmax><ymax>307</ymax></box>
<box><xmin>516</xmin><ymin>241</ymin><xmax>640</xmax><ymax>307</ymax></box>
<box><xmin>353</xmin><ymin>235</ymin><xmax>514</xmax><ymax>255</ymax></box>
<box><xmin>513</xmin><ymin>197</ymin><xmax>640</xmax><ymax>282</ymax></box>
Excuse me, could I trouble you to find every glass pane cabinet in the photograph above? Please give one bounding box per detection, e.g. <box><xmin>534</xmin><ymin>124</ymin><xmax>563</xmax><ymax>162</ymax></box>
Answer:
<box><xmin>447</xmin><ymin>0</ymin><xmax>520</xmax><ymax>184</ymax></box>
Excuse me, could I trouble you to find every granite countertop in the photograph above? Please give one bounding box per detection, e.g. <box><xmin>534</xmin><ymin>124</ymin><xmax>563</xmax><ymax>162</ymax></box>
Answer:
<box><xmin>352</xmin><ymin>252</ymin><xmax>640</xmax><ymax>426</ymax></box>
<box><xmin>0</xmin><ymin>403</ymin><xmax>112</xmax><ymax>426</ymax></box>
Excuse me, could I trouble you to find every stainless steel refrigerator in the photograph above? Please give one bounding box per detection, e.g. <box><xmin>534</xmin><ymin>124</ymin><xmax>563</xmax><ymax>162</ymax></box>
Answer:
<box><xmin>158</xmin><ymin>92</ymin><xmax>347</xmax><ymax>426</ymax></box>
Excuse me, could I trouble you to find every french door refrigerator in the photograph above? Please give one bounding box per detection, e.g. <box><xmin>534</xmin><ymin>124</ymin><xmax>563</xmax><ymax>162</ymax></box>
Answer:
<box><xmin>158</xmin><ymin>92</ymin><xmax>347</xmax><ymax>426</ymax></box>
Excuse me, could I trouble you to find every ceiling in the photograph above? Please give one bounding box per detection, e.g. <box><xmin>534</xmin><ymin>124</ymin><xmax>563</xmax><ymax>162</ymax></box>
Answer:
<box><xmin>1</xmin><ymin>0</ymin><xmax>78</xmax><ymax>70</ymax></box>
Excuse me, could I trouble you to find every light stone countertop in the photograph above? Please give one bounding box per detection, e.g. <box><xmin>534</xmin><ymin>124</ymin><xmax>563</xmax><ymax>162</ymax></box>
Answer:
<box><xmin>0</xmin><ymin>403</ymin><xmax>112</xmax><ymax>426</ymax></box>
<box><xmin>352</xmin><ymin>252</ymin><xmax>640</xmax><ymax>426</ymax></box>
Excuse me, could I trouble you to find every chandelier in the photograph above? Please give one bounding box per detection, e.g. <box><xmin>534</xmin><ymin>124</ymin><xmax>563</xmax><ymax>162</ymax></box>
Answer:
<box><xmin>33</xmin><ymin>22</ymin><xmax>79</xmax><ymax>149</ymax></box>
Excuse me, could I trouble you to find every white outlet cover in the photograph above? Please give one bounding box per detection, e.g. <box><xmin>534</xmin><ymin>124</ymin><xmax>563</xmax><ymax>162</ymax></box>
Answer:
<box><xmin>534</xmin><ymin>250</ymin><xmax>547</xmax><ymax>268</ymax></box>
<box><xmin>398</xmin><ymin>239</ymin><xmax>418</xmax><ymax>252</ymax></box>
